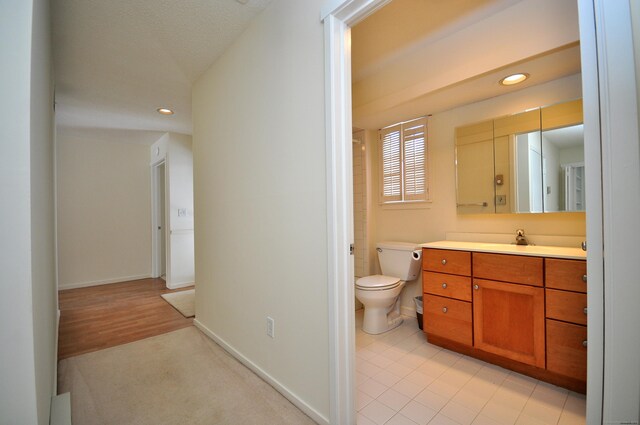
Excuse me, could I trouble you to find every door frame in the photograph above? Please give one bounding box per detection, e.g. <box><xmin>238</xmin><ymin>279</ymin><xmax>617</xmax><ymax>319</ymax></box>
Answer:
<box><xmin>151</xmin><ymin>160</ymin><xmax>167</xmax><ymax>279</ymax></box>
<box><xmin>322</xmin><ymin>2</ymin><xmax>391</xmax><ymax>424</ymax></box>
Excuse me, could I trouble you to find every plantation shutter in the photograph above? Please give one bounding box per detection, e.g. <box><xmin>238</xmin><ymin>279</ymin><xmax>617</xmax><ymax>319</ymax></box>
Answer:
<box><xmin>379</xmin><ymin>124</ymin><xmax>402</xmax><ymax>202</ymax></box>
<box><xmin>403</xmin><ymin>117</ymin><xmax>427</xmax><ymax>201</ymax></box>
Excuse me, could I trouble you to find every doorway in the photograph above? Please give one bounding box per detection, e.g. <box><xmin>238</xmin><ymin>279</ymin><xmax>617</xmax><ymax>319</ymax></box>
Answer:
<box><xmin>322</xmin><ymin>1</ymin><xmax>613</xmax><ymax>424</ymax></box>
<box><xmin>152</xmin><ymin>161</ymin><xmax>166</xmax><ymax>279</ymax></box>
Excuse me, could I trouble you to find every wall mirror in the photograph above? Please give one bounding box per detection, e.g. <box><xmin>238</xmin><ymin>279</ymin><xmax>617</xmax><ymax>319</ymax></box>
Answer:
<box><xmin>455</xmin><ymin>99</ymin><xmax>583</xmax><ymax>214</ymax></box>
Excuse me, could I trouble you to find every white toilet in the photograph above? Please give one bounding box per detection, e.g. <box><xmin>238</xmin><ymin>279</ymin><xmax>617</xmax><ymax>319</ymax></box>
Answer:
<box><xmin>355</xmin><ymin>241</ymin><xmax>422</xmax><ymax>334</ymax></box>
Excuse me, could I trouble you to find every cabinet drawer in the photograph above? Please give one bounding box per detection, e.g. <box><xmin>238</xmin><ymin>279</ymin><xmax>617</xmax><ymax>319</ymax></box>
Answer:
<box><xmin>423</xmin><ymin>271</ymin><xmax>471</xmax><ymax>302</ymax></box>
<box><xmin>546</xmin><ymin>259</ymin><xmax>587</xmax><ymax>293</ymax></box>
<box><xmin>546</xmin><ymin>289</ymin><xmax>587</xmax><ymax>325</ymax></box>
<box><xmin>546</xmin><ymin>319</ymin><xmax>587</xmax><ymax>382</ymax></box>
<box><xmin>473</xmin><ymin>252</ymin><xmax>543</xmax><ymax>286</ymax></box>
<box><xmin>423</xmin><ymin>248</ymin><xmax>471</xmax><ymax>276</ymax></box>
<box><xmin>423</xmin><ymin>294</ymin><xmax>472</xmax><ymax>346</ymax></box>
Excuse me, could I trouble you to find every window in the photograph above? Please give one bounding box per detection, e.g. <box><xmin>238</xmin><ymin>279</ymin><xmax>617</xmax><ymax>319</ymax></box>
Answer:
<box><xmin>379</xmin><ymin>116</ymin><xmax>428</xmax><ymax>203</ymax></box>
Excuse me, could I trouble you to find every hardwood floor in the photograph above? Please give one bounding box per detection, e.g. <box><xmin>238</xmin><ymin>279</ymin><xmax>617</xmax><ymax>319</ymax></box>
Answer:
<box><xmin>58</xmin><ymin>278</ymin><xmax>194</xmax><ymax>360</ymax></box>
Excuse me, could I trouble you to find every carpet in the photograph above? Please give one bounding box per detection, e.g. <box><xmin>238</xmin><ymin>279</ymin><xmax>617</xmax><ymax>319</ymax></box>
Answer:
<box><xmin>161</xmin><ymin>289</ymin><xmax>195</xmax><ymax>318</ymax></box>
<box><xmin>57</xmin><ymin>327</ymin><xmax>316</xmax><ymax>425</ymax></box>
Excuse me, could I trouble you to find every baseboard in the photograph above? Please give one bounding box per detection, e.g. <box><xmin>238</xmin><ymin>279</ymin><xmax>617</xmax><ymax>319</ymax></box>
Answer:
<box><xmin>50</xmin><ymin>392</ymin><xmax>71</xmax><ymax>425</ymax></box>
<box><xmin>193</xmin><ymin>319</ymin><xmax>329</xmax><ymax>425</ymax></box>
<box><xmin>401</xmin><ymin>305</ymin><xmax>416</xmax><ymax>317</ymax></box>
<box><xmin>166</xmin><ymin>280</ymin><xmax>194</xmax><ymax>290</ymax></box>
<box><xmin>58</xmin><ymin>274</ymin><xmax>152</xmax><ymax>290</ymax></box>
<box><xmin>54</xmin><ymin>309</ymin><xmax>60</xmax><ymax>394</ymax></box>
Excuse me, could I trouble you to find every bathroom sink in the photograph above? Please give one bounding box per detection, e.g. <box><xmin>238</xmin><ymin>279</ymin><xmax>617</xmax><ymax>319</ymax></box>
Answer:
<box><xmin>421</xmin><ymin>240</ymin><xmax>586</xmax><ymax>260</ymax></box>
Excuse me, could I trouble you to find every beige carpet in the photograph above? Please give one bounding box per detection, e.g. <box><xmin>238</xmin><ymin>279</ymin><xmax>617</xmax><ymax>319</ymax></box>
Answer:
<box><xmin>57</xmin><ymin>327</ymin><xmax>316</xmax><ymax>425</ymax></box>
<box><xmin>161</xmin><ymin>289</ymin><xmax>195</xmax><ymax>318</ymax></box>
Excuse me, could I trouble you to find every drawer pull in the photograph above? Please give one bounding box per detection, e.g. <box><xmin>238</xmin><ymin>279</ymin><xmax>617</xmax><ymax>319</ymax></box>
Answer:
<box><xmin>584</xmin><ymin>307</ymin><xmax>588</xmax><ymax>315</ymax></box>
<box><xmin>442</xmin><ymin>283</ymin><xmax>448</xmax><ymax>289</ymax></box>
<box><xmin>442</xmin><ymin>307</ymin><xmax>448</xmax><ymax>313</ymax></box>
<box><xmin>473</xmin><ymin>284</ymin><xmax>479</xmax><ymax>290</ymax></box>
<box><xmin>441</xmin><ymin>259</ymin><xmax>447</xmax><ymax>265</ymax></box>
<box><xmin>582</xmin><ymin>340</ymin><xmax>588</xmax><ymax>348</ymax></box>
<box><xmin>582</xmin><ymin>274</ymin><xmax>587</xmax><ymax>282</ymax></box>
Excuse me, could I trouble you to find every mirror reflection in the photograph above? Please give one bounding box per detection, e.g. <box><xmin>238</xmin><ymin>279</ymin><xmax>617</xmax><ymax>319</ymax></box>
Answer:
<box><xmin>542</xmin><ymin>124</ymin><xmax>585</xmax><ymax>212</ymax></box>
<box><xmin>455</xmin><ymin>99</ymin><xmax>584</xmax><ymax>214</ymax></box>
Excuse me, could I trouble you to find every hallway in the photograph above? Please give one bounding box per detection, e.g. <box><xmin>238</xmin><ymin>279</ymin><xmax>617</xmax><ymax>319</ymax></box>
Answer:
<box><xmin>57</xmin><ymin>278</ymin><xmax>194</xmax><ymax>359</ymax></box>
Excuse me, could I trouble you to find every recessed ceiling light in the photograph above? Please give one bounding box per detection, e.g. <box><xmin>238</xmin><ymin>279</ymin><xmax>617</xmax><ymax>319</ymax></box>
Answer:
<box><xmin>157</xmin><ymin>107</ymin><xmax>174</xmax><ymax>115</ymax></box>
<box><xmin>499</xmin><ymin>73</ymin><xmax>529</xmax><ymax>86</ymax></box>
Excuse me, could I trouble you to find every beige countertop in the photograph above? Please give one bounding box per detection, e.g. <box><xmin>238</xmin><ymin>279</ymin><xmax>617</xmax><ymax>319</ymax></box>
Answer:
<box><xmin>421</xmin><ymin>240</ymin><xmax>586</xmax><ymax>260</ymax></box>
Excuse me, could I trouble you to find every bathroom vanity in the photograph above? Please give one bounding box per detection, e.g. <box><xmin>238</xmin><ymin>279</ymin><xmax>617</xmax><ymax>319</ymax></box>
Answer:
<box><xmin>421</xmin><ymin>241</ymin><xmax>587</xmax><ymax>393</ymax></box>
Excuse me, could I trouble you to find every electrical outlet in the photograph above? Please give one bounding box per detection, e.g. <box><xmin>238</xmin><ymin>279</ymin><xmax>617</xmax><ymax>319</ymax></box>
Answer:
<box><xmin>266</xmin><ymin>317</ymin><xmax>275</xmax><ymax>338</ymax></box>
<box><xmin>496</xmin><ymin>195</ymin><xmax>507</xmax><ymax>206</ymax></box>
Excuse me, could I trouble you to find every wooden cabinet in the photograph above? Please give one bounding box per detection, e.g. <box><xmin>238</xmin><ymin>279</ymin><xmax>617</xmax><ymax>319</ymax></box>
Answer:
<box><xmin>546</xmin><ymin>289</ymin><xmax>587</xmax><ymax>326</ymax></box>
<box><xmin>422</xmin><ymin>248</ymin><xmax>470</xmax><ymax>275</ymax></box>
<box><xmin>545</xmin><ymin>258</ymin><xmax>588</xmax><ymax>382</ymax></box>
<box><xmin>423</xmin><ymin>271</ymin><xmax>471</xmax><ymax>301</ymax></box>
<box><xmin>422</xmin><ymin>249</ymin><xmax>472</xmax><ymax>346</ymax></box>
<box><xmin>473</xmin><ymin>252</ymin><xmax>543</xmax><ymax>286</ymax></box>
<box><xmin>546</xmin><ymin>258</ymin><xmax>587</xmax><ymax>292</ymax></box>
<box><xmin>472</xmin><ymin>278</ymin><xmax>545</xmax><ymax>368</ymax></box>
<box><xmin>547</xmin><ymin>320</ymin><xmax>587</xmax><ymax>381</ymax></box>
<box><xmin>424</xmin><ymin>295</ymin><xmax>472</xmax><ymax>346</ymax></box>
<box><xmin>421</xmin><ymin>247</ymin><xmax>587</xmax><ymax>392</ymax></box>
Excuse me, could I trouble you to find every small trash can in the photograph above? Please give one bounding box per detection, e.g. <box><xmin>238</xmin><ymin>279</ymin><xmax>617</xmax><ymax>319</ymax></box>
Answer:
<box><xmin>414</xmin><ymin>296</ymin><xmax>423</xmax><ymax>330</ymax></box>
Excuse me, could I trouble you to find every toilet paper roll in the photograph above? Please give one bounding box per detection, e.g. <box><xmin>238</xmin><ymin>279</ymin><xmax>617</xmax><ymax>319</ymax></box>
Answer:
<box><xmin>412</xmin><ymin>249</ymin><xmax>421</xmax><ymax>260</ymax></box>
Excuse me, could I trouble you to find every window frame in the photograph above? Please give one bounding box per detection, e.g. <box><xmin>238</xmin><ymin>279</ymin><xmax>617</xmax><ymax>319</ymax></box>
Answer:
<box><xmin>378</xmin><ymin>116</ymin><xmax>430</xmax><ymax>204</ymax></box>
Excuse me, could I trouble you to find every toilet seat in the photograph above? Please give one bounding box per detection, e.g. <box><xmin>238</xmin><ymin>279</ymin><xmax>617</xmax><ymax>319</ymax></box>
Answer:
<box><xmin>355</xmin><ymin>275</ymin><xmax>402</xmax><ymax>291</ymax></box>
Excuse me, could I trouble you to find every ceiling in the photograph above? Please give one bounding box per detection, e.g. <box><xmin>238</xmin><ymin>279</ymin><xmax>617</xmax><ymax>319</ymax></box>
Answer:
<box><xmin>52</xmin><ymin>0</ymin><xmax>273</xmax><ymax>137</ymax></box>
<box><xmin>351</xmin><ymin>0</ymin><xmax>581</xmax><ymax>129</ymax></box>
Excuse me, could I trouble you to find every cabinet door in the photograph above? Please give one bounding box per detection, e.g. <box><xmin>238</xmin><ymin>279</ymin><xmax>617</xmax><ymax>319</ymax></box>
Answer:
<box><xmin>473</xmin><ymin>279</ymin><xmax>545</xmax><ymax>367</ymax></box>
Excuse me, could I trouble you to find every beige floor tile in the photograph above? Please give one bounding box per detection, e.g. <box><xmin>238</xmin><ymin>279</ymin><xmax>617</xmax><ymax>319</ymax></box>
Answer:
<box><xmin>440</xmin><ymin>401</ymin><xmax>479</xmax><ymax>425</ymax></box>
<box><xmin>400</xmin><ymin>400</ymin><xmax>438</xmax><ymax>425</ymax></box>
<box><xmin>360</xmin><ymin>400</ymin><xmax>396</xmax><ymax>425</ymax></box>
<box><xmin>377</xmin><ymin>388</ymin><xmax>411</xmax><ymax>411</ymax></box>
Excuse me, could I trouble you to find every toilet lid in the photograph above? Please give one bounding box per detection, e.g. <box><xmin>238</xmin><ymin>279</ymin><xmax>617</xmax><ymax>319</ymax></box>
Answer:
<box><xmin>356</xmin><ymin>275</ymin><xmax>401</xmax><ymax>290</ymax></box>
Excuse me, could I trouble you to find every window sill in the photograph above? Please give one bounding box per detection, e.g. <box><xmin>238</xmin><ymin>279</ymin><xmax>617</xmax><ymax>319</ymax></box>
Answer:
<box><xmin>379</xmin><ymin>200</ymin><xmax>432</xmax><ymax>210</ymax></box>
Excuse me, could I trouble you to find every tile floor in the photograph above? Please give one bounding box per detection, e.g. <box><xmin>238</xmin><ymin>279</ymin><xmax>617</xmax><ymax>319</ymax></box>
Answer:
<box><xmin>355</xmin><ymin>311</ymin><xmax>586</xmax><ymax>425</ymax></box>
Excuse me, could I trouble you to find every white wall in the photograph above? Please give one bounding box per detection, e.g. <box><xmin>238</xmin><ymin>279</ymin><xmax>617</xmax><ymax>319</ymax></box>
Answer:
<box><xmin>56</xmin><ymin>128</ymin><xmax>152</xmax><ymax>289</ymax></box>
<box><xmin>150</xmin><ymin>133</ymin><xmax>195</xmax><ymax>289</ymax></box>
<box><xmin>0</xmin><ymin>0</ymin><xmax>57</xmax><ymax>423</ymax></box>
<box><xmin>192</xmin><ymin>0</ymin><xmax>329</xmax><ymax>422</ymax></box>
<box><xmin>368</xmin><ymin>75</ymin><xmax>587</xmax><ymax>312</ymax></box>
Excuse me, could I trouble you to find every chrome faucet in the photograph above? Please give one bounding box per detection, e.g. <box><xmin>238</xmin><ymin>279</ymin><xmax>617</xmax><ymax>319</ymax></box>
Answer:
<box><xmin>515</xmin><ymin>229</ymin><xmax>529</xmax><ymax>246</ymax></box>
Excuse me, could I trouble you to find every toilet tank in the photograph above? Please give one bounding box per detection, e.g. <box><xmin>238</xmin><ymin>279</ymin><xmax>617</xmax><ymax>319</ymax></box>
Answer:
<box><xmin>376</xmin><ymin>241</ymin><xmax>422</xmax><ymax>281</ymax></box>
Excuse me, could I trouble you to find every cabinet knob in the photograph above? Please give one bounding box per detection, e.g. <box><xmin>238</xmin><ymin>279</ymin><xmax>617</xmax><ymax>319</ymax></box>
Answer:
<box><xmin>441</xmin><ymin>259</ymin><xmax>447</xmax><ymax>265</ymax></box>
<box><xmin>583</xmin><ymin>307</ymin><xmax>588</xmax><ymax>315</ymax></box>
<box><xmin>582</xmin><ymin>340</ymin><xmax>588</xmax><ymax>348</ymax></box>
<box><xmin>473</xmin><ymin>284</ymin><xmax>479</xmax><ymax>290</ymax></box>
<box><xmin>582</xmin><ymin>274</ymin><xmax>587</xmax><ymax>282</ymax></box>
<box><xmin>442</xmin><ymin>307</ymin><xmax>448</xmax><ymax>313</ymax></box>
<box><xmin>442</xmin><ymin>283</ymin><xmax>447</xmax><ymax>289</ymax></box>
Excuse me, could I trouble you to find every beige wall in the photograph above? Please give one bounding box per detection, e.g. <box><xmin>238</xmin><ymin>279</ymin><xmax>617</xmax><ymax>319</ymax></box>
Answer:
<box><xmin>56</xmin><ymin>128</ymin><xmax>152</xmax><ymax>288</ymax></box>
<box><xmin>192</xmin><ymin>0</ymin><xmax>329</xmax><ymax>421</ymax></box>
<box><xmin>368</xmin><ymin>74</ymin><xmax>587</xmax><ymax>310</ymax></box>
